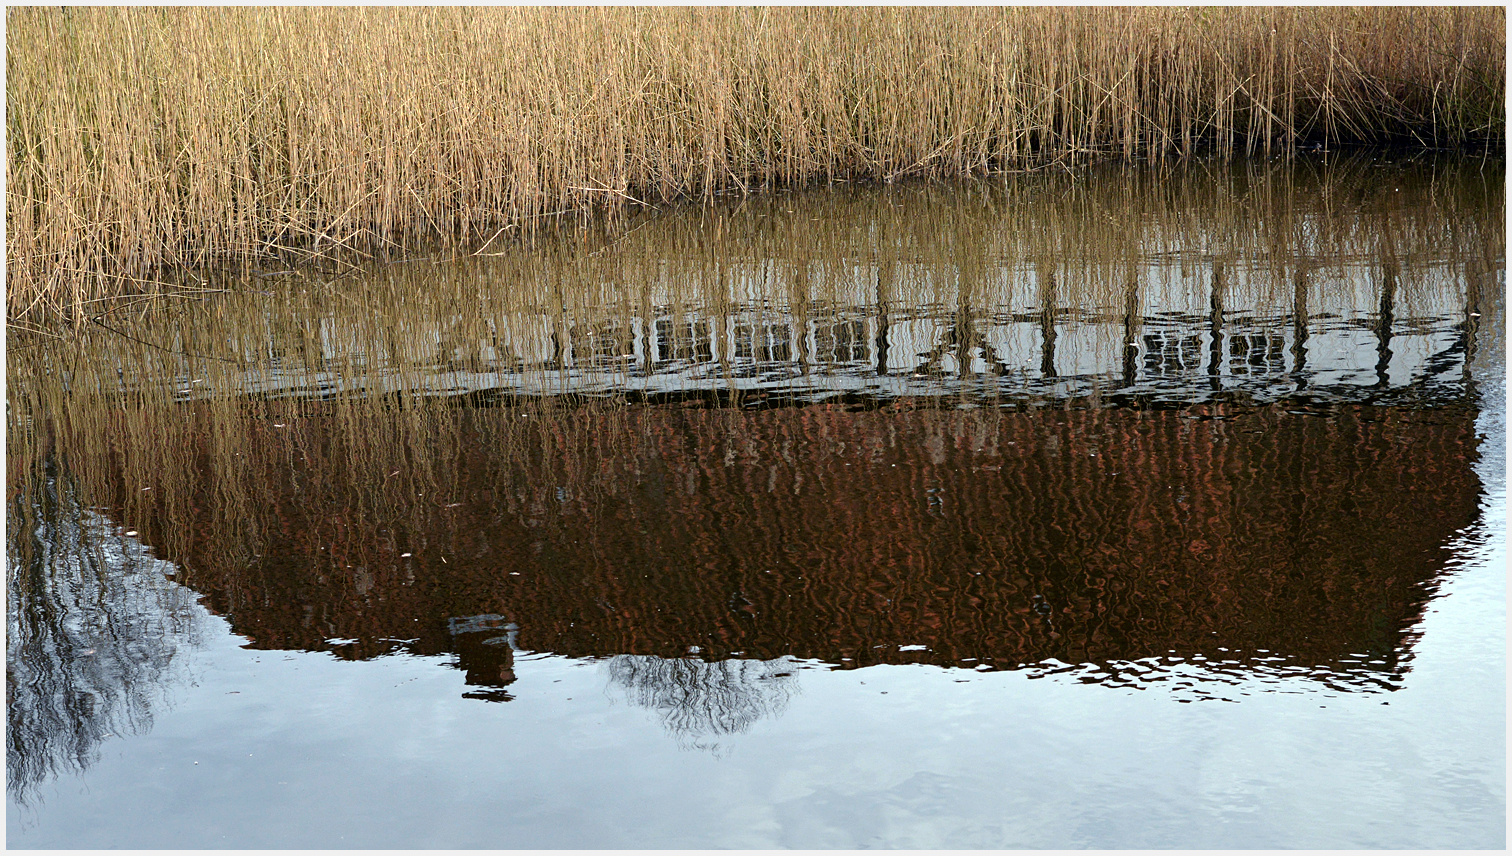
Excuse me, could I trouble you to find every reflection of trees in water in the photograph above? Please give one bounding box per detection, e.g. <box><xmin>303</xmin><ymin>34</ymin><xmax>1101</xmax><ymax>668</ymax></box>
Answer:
<box><xmin>6</xmin><ymin>465</ymin><xmax>206</xmax><ymax>805</ymax></box>
<box><xmin>607</xmin><ymin>655</ymin><xmax>799</xmax><ymax>753</ymax></box>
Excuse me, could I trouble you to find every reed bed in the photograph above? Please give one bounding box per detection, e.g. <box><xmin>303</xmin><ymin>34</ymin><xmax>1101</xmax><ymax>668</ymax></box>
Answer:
<box><xmin>6</xmin><ymin>7</ymin><xmax>1505</xmax><ymax>327</ymax></box>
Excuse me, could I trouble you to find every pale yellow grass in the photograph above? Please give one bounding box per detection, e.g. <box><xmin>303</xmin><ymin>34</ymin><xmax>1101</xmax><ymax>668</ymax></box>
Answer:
<box><xmin>6</xmin><ymin>7</ymin><xmax>1504</xmax><ymax>326</ymax></box>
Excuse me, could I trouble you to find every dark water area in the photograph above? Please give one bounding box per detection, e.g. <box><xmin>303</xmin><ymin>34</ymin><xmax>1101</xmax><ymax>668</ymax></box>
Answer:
<box><xmin>7</xmin><ymin>154</ymin><xmax>1505</xmax><ymax>848</ymax></box>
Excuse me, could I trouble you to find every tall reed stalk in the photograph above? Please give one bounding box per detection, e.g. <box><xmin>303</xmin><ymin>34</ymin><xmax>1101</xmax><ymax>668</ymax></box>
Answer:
<box><xmin>7</xmin><ymin>7</ymin><xmax>1504</xmax><ymax>327</ymax></box>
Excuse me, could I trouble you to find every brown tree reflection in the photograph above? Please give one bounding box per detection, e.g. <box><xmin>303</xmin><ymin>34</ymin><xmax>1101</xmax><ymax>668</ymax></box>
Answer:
<box><xmin>16</xmin><ymin>392</ymin><xmax>1481</xmax><ymax>690</ymax></box>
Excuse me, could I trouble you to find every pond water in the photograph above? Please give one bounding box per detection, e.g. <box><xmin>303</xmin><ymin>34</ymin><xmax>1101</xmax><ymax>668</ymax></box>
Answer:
<box><xmin>6</xmin><ymin>155</ymin><xmax>1505</xmax><ymax>849</ymax></box>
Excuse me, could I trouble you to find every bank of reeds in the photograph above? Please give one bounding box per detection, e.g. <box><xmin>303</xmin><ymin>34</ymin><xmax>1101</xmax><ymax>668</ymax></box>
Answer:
<box><xmin>7</xmin><ymin>7</ymin><xmax>1504</xmax><ymax>327</ymax></box>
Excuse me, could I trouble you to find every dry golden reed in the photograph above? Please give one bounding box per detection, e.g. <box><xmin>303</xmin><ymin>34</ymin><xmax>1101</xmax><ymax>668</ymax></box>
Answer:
<box><xmin>6</xmin><ymin>7</ymin><xmax>1504</xmax><ymax>327</ymax></box>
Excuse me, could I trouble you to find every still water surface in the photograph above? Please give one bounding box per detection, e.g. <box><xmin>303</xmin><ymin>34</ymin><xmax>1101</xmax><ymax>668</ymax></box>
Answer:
<box><xmin>6</xmin><ymin>155</ymin><xmax>1505</xmax><ymax>848</ymax></box>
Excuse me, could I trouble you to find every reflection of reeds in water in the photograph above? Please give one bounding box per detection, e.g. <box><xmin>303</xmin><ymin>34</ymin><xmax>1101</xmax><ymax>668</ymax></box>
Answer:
<box><xmin>6</xmin><ymin>464</ymin><xmax>206</xmax><ymax>805</ymax></box>
<box><xmin>7</xmin><ymin>156</ymin><xmax>1500</xmax><ymax>407</ymax></box>
<box><xmin>5</xmin><ymin>159</ymin><xmax>1496</xmax><ymax>552</ymax></box>
<box><xmin>607</xmin><ymin>655</ymin><xmax>798</xmax><ymax>754</ymax></box>
<box><xmin>1</xmin><ymin>157</ymin><xmax>1497</xmax><ymax>697</ymax></box>
<box><xmin>7</xmin><ymin>7</ymin><xmax>1503</xmax><ymax>325</ymax></box>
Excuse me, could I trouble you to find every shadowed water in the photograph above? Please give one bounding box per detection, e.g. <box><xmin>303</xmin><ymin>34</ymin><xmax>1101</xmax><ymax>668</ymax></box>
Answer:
<box><xmin>6</xmin><ymin>154</ymin><xmax>1504</xmax><ymax>848</ymax></box>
